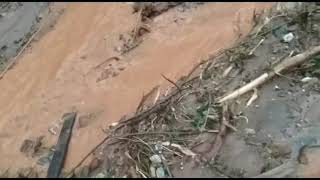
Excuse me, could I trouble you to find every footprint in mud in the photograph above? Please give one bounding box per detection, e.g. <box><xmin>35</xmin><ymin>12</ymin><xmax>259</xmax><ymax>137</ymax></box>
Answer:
<box><xmin>96</xmin><ymin>68</ymin><xmax>117</xmax><ymax>82</ymax></box>
<box><xmin>77</xmin><ymin>111</ymin><xmax>103</xmax><ymax>129</ymax></box>
<box><xmin>87</xmin><ymin>56</ymin><xmax>127</xmax><ymax>83</ymax></box>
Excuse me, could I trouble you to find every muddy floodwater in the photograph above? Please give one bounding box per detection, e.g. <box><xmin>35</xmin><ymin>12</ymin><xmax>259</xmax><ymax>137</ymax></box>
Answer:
<box><xmin>0</xmin><ymin>2</ymin><xmax>272</xmax><ymax>174</ymax></box>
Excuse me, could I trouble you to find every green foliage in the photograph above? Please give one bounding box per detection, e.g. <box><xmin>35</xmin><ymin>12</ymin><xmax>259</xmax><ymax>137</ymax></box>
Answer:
<box><xmin>311</xmin><ymin>55</ymin><xmax>320</xmax><ymax>67</ymax></box>
<box><xmin>191</xmin><ymin>103</ymin><xmax>209</xmax><ymax>129</ymax></box>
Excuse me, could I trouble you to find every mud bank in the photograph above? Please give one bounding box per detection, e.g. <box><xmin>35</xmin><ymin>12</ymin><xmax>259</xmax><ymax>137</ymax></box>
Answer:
<box><xmin>0</xmin><ymin>2</ymin><xmax>272</xmax><ymax>177</ymax></box>
<box><xmin>0</xmin><ymin>2</ymin><xmax>49</xmax><ymax>70</ymax></box>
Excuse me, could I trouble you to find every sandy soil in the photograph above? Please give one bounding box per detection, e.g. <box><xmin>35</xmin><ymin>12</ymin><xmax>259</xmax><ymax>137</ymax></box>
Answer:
<box><xmin>0</xmin><ymin>2</ymin><xmax>272</xmax><ymax>174</ymax></box>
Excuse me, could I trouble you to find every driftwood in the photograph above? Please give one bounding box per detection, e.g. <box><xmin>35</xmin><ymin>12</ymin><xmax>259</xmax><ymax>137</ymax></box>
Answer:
<box><xmin>218</xmin><ymin>46</ymin><xmax>320</xmax><ymax>103</ymax></box>
<box><xmin>47</xmin><ymin>112</ymin><xmax>77</xmax><ymax>178</ymax></box>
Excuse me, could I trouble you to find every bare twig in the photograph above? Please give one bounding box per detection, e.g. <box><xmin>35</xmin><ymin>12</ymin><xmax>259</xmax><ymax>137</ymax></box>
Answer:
<box><xmin>248</xmin><ymin>38</ymin><xmax>265</xmax><ymax>56</ymax></box>
<box><xmin>222</xmin><ymin>64</ymin><xmax>234</xmax><ymax>78</ymax></box>
<box><xmin>201</xmin><ymin>94</ymin><xmax>212</xmax><ymax>132</ymax></box>
<box><xmin>136</xmin><ymin>85</ymin><xmax>160</xmax><ymax>113</ymax></box>
<box><xmin>161</xmin><ymin>74</ymin><xmax>181</xmax><ymax>92</ymax></box>
<box><xmin>246</xmin><ymin>88</ymin><xmax>258</xmax><ymax>107</ymax></box>
<box><xmin>133</xmin><ymin>9</ymin><xmax>143</xmax><ymax>42</ymax></box>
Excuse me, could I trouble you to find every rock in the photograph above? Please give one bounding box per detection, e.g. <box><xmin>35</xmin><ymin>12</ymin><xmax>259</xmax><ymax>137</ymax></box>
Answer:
<box><xmin>37</xmin><ymin>156</ymin><xmax>51</xmax><ymax>167</ymax></box>
<box><xmin>94</xmin><ymin>172</ymin><xmax>107</xmax><ymax>178</ymax></box>
<box><xmin>115</xmin><ymin>46</ymin><xmax>122</xmax><ymax>52</ymax></box>
<box><xmin>244</xmin><ymin>128</ymin><xmax>256</xmax><ymax>135</ymax></box>
<box><xmin>282</xmin><ymin>33</ymin><xmax>294</xmax><ymax>43</ymax></box>
<box><xmin>177</xmin><ymin>6</ymin><xmax>185</xmax><ymax>12</ymax></box>
<box><xmin>301</xmin><ymin>77</ymin><xmax>318</xmax><ymax>83</ymax></box>
<box><xmin>150</xmin><ymin>154</ymin><xmax>162</xmax><ymax>164</ymax></box>
<box><xmin>89</xmin><ymin>158</ymin><xmax>101</xmax><ymax>172</ymax></box>
<box><xmin>270</xmin><ymin>143</ymin><xmax>291</xmax><ymax>158</ymax></box>
<box><xmin>274</xmin><ymin>85</ymin><xmax>281</xmax><ymax>91</ymax></box>
<box><xmin>0</xmin><ymin>13</ymin><xmax>7</xmax><ymax>18</ymax></box>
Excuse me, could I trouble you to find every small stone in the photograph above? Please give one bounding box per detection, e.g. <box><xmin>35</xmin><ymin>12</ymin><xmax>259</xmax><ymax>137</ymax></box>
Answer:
<box><xmin>244</xmin><ymin>128</ymin><xmax>256</xmax><ymax>135</ymax></box>
<box><xmin>270</xmin><ymin>143</ymin><xmax>291</xmax><ymax>158</ymax></box>
<box><xmin>0</xmin><ymin>13</ymin><xmax>7</xmax><ymax>18</ymax></box>
<box><xmin>283</xmin><ymin>33</ymin><xmax>294</xmax><ymax>43</ymax></box>
<box><xmin>115</xmin><ymin>46</ymin><xmax>122</xmax><ymax>52</ymax></box>
<box><xmin>94</xmin><ymin>172</ymin><xmax>106</xmax><ymax>178</ymax></box>
<box><xmin>301</xmin><ymin>77</ymin><xmax>318</xmax><ymax>83</ymax></box>
<box><xmin>274</xmin><ymin>85</ymin><xmax>281</xmax><ymax>91</ymax></box>
<box><xmin>177</xmin><ymin>6</ymin><xmax>184</xmax><ymax>12</ymax></box>
<box><xmin>272</xmin><ymin>49</ymin><xmax>278</xmax><ymax>54</ymax></box>
<box><xmin>37</xmin><ymin>156</ymin><xmax>50</xmax><ymax>167</ymax></box>
<box><xmin>150</xmin><ymin>154</ymin><xmax>162</xmax><ymax>164</ymax></box>
<box><xmin>110</xmin><ymin>122</ymin><xmax>119</xmax><ymax>128</ymax></box>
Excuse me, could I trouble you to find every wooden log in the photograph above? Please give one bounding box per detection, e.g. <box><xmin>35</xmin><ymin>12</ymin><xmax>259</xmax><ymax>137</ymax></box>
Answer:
<box><xmin>47</xmin><ymin>112</ymin><xmax>77</xmax><ymax>178</ymax></box>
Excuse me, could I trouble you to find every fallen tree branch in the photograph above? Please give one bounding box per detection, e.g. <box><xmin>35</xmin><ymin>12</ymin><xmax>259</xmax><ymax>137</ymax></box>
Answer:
<box><xmin>218</xmin><ymin>46</ymin><xmax>320</xmax><ymax>103</ymax></box>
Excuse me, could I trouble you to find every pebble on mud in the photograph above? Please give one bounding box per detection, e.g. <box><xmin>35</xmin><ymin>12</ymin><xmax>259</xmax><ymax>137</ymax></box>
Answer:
<box><xmin>274</xmin><ymin>85</ymin><xmax>281</xmax><ymax>91</ymax></box>
<box><xmin>244</xmin><ymin>128</ymin><xmax>256</xmax><ymax>135</ymax></box>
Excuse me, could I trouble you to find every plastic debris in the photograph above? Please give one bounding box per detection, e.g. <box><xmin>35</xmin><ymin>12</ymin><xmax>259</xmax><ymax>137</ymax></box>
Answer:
<box><xmin>282</xmin><ymin>32</ymin><xmax>294</xmax><ymax>42</ymax></box>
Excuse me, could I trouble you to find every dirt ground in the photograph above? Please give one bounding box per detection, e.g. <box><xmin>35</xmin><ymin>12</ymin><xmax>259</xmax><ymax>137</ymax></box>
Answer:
<box><xmin>1</xmin><ymin>2</ymin><xmax>320</xmax><ymax>178</ymax></box>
